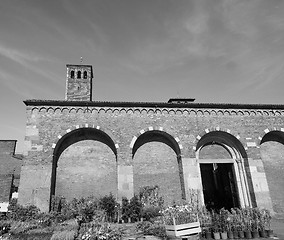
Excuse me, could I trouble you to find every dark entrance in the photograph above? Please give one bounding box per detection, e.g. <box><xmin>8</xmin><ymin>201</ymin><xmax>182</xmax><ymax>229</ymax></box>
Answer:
<box><xmin>200</xmin><ymin>163</ymin><xmax>239</xmax><ymax>210</ymax></box>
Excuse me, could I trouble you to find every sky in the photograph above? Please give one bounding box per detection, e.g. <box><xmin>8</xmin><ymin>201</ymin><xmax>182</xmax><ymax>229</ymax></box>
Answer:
<box><xmin>1</xmin><ymin>0</ymin><xmax>284</xmax><ymax>153</ymax></box>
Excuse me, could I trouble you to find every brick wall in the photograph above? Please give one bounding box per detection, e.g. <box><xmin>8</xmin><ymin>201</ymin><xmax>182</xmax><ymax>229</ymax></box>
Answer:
<box><xmin>18</xmin><ymin>103</ymin><xmax>284</xmax><ymax>213</ymax></box>
<box><xmin>0</xmin><ymin>141</ymin><xmax>22</xmax><ymax>202</ymax></box>
<box><xmin>260</xmin><ymin>141</ymin><xmax>284</xmax><ymax>217</ymax></box>
<box><xmin>56</xmin><ymin>140</ymin><xmax>117</xmax><ymax>200</ymax></box>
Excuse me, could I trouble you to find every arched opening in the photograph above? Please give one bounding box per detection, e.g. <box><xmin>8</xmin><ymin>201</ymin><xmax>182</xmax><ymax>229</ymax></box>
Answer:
<box><xmin>260</xmin><ymin>131</ymin><xmax>284</xmax><ymax>217</ymax></box>
<box><xmin>77</xmin><ymin>71</ymin><xmax>81</xmax><ymax>79</ymax></box>
<box><xmin>83</xmin><ymin>71</ymin><xmax>87</xmax><ymax>79</ymax></box>
<box><xmin>196</xmin><ymin>131</ymin><xmax>253</xmax><ymax>211</ymax></box>
<box><xmin>70</xmin><ymin>70</ymin><xmax>75</xmax><ymax>79</ymax></box>
<box><xmin>132</xmin><ymin>130</ymin><xmax>184</xmax><ymax>204</ymax></box>
<box><xmin>51</xmin><ymin>128</ymin><xmax>117</xmax><ymax>207</ymax></box>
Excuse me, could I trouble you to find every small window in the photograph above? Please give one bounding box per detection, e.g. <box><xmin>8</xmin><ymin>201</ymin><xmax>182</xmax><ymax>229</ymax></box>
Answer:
<box><xmin>83</xmin><ymin>71</ymin><xmax>87</xmax><ymax>79</ymax></box>
<box><xmin>70</xmin><ymin>70</ymin><xmax>75</xmax><ymax>78</ymax></box>
<box><xmin>77</xmin><ymin>71</ymin><xmax>81</xmax><ymax>79</ymax></box>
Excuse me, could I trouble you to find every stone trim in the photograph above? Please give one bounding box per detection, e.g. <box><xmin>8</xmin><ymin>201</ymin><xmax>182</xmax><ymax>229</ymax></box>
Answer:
<box><xmin>51</xmin><ymin>125</ymin><xmax>119</xmax><ymax>149</ymax></box>
<box><xmin>195</xmin><ymin>127</ymin><xmax>242</xmax><ymax>143</ymax></box>
<box><xmin>257</xmin><ymin>127</ymin><xmax>284</xmax><ymax>145</ymax></box>
<box><xmin>130</xmin><ymin>127</ymin><xmax>181</xmax><ymax>151</ymax></box>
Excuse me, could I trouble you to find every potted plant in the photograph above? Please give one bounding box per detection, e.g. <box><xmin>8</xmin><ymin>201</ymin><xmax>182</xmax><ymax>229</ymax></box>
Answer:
<box><xmin>162</xmin><ymin>202</ymin><xmax>201</xmax><ymax>237</ymax></box>
<box><xmin>199</xmin><ymin>207</ymin><xmax>212</xmax><ymax>239</ymax></box>
<box><xmin>260</xmin><ymin>208</ymin><xmax>273</xmax><ymax>237</ymax></box>
<box><xmin>242</xmin><ymin>208</ymin><xmax>252</xmax><ymax>239</ymax></box>
<box><xmin>251</xmin><ymin>208</ymin><xmax>260</xmax><ymax>238</ymax></box>
<box><xmin>233</xmin><ymin>208</ymin><xmax>245</xmax><ymax>239</ymax></box>
<box><xmin>219</xmin><ymin>208</ymin><xmax>229</xmax><ymax>239</ymax></box>
<box><xmin>226</xmin><ymin>212</ymin><xmax>234</xmax><ymax>239</ymax></box>
<box><xmin>230</xmin><ymin>208</ymin><xmax>239</xmax><ymax>239</ymax></box>
<box><xmin>211</xmin><ymin>211</ymin><xmax>221</xmax><ymax>240</ymax></box>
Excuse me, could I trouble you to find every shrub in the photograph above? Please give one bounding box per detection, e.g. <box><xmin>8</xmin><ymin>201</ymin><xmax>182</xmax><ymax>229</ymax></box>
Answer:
<box><xmin>9</xmin><ymin>221</ymin><xmax>39</xmax><ymax>235</ymax></box>
<box><xmin>99</xmin><ymin>193</ymin><xmax>117</xmax><ymax>222</ymax></box>
<box><xmin>7</xmin><ymin>199</ymin><xmax>40</xmax><ymax>222</ymax></box>
<box><xmin>136</xmin><ymin>221</ymin><xmax>166</xmax><ymax>238</ymax></box>
<box><xmin>51</xmin><ymin>230</ymin><xmax>77</xmax><ymax>240</ymax></box>
<box><xmin>121</xmin><ymin>197</ymin><xmax>129</xmax><ymax>223</ymax></box>
<box><xmin>0</xmin><ymin>220</ymin><xmax>11</xmax><ymax>235</ymax></box>
<box><xmin>78</xmin><ymin>221</ymin><xmax>123</xmax><ymax>240</ymax></box>
<box><xmin>141</xmin><ymin>206</ymin><xmax>161</xmax><ymax>221</ymax></box>
<box><xmin>57</xmin><ymin>196</ymin><xmax>101</xmax><ymax>223</ymax></box>
<box><xmin>127</xmin><ymin>195</ymin><xmax>143</xmax><ymax>222</ymax></box>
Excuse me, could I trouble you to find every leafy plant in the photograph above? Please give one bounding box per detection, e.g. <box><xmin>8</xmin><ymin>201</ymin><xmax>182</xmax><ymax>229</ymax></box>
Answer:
<box><xmin>78</xmin><ymin>221</ymin><xmax>123</xmax><ymax>240</ymax></box>
<box><xmin>141</xmin><ymin>206</ymin><xmax>161</xmax><ymax>221</ymax></box>
<box><xmin>136</xmin><ymin>221</ymin><xmax>167</xmax><ymax>238</ymax></box>
<box><xmin>7</xmin><ymin>199</ymin><xmax>40</xmax><ymax>222</ymax></box>
<box><xmin>99</xmin><ymin>193</ymin><xmax>118</xmax><ymax>222</ymax></box>
<box><xmin>161</xmin><ymin>203</ymin><xmax>199</xmax><ymax>225</ymax></box>
<box><xmin>127</xmin><ymin>195</ymin><xmax>143</xmax><ymax>222</ymax></box>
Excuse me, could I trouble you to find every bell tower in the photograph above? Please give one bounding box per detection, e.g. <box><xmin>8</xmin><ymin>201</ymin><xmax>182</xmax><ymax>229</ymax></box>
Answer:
<box><xmin>65</xmin><ymin>64</ymin><xmax>93</xmax><ymax>101</ymax></box>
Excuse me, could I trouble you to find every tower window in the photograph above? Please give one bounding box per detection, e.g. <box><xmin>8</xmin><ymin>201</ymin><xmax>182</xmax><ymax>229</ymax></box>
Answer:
<box><xmin>70</xmin><ymin>70</ymin><xmax>75</xmax><ymax>78</ymax></box>
<box><xmin>77</xmin><ymin>71</ymin><xmax>81</xmax><ymax>79</ymax></box>
<box><xmin>83</xmin><ymin>71</ymin><xmax>87</xmax><ymax>79</ymax></box>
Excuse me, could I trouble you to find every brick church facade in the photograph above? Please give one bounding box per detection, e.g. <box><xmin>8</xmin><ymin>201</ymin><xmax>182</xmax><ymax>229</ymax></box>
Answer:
<box><xmin>18</xmin><ymin>64</ymin><xmax>284</xmax><ymax>218</ymax></box>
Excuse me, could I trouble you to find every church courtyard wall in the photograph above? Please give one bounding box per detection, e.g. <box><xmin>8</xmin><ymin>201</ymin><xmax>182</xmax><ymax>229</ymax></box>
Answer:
<box><xmin>18</xmin><ymin>101</ymin><xmax>284</xmax><ymax>217</ymax></box>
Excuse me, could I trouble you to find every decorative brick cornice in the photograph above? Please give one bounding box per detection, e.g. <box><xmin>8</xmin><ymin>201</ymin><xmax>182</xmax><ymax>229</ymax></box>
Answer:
<box><xmin>29</xmin><ymin>105</ymin><xmax>284</xmax><ymax>117</ymax></box>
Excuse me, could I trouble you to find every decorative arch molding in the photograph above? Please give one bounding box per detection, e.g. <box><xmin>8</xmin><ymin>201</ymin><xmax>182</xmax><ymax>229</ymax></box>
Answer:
<box><xmin>195</xmin><ymin>129</ymin><xmax>255</xmax><ymax>209</ymax></box>
<box><xmin>258</xmin><ymin>127</ymin><xmax>284</xmax><ymax>145</ymax></box>
<box><xmin>130</xmin><ymin>127</ymin><xmax>183</xmax><ymax>155</ymax></box>
<box><xmin>29</xmin><ymin>106</ymin><xmax>284</xmax><ymax>117</ymax></box>
<box><xmin>194</xmin><ymin>127</ymin><xmax>243</xmax><ymax>151</ymax></box>
<box><xmin>51</xmin><ymin>125</ymin><xmax>119</xmax><ymax>151</ymax></box>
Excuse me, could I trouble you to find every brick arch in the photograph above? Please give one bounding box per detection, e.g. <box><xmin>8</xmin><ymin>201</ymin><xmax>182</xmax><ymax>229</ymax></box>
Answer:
<box><xmin>259</xmin><ymin>128</ymin><xmax>284</xmax><ymax>145</ymax></box>
<box><xmin>195</xmin><ymin>129</ymin><xmax>256</xmax><ymax>208</ymax></box>
<box><xmin>50</xmin><ymin>126</ymin><xmax>119</xmax><ymax>209</ymax></box>
<box><xmin>52</xmin><ymin>125</ymin><xmax>119</xmax><ymax>151</ymax></box>
<box><xmin>259</xmin><ymin>129</ymin><xmax>284</xmax><ymax>217</ymax></box>
<box><xmin>195</xmin><ymin>128</ymin><xmax>243</xmax><ymax>151</ymax></box>
<box><xmin>130</xmin><ymin>127</ymin><xmax>182</xmax><ymax>156</ymax></box>
<box><xmin>130</xmin><ymin>127</ymin><xmax>185</xmax><ymax>200</ymax></box>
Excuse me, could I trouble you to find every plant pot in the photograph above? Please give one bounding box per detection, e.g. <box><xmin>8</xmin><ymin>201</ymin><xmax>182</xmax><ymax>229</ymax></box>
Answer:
<box><xmin>213</xmin><ymin>232</ymin><xmax>221</xmax><ymax>240</ymax></box>
<box><xmin>227</xmin><ymin>231</ymin><xmax>234</xmax><ymax>239</ymax></box>
<box><xmin>244</xmin><ymin>231</ymin><xmax>252</xmax><ymax>239</ymax></box>
<box><xmin>252</xmin><ymin>231</ymin><xmax>259</xmax><ymax>238</ymax></box>
<box><xmin>266</xmin><ymin>229</ymin><xmax>273</xmax><ymax>237</ymax></box>
<box><xmin>165</xmin><ymin>221</ymin><xmax>201</xmax><ymax>237</ymax></box>
<box><xmin>221</xmin><ymin>232</ymin><xmax>228</xmax><ymax>239</ymax></box>
<box><xmin>238</xmin><ymin>231</ymin><xmax>245</xmax><ymax>239</ymax></box>
<box><xmin>259</xmin><ymin>230</ymin><xmax>266</xmax><ymax>238</ymax></box>
<box><xmin>233</xmin><ymin>231</ymin><xmax>239</xmax><ymax>239</ymax></box>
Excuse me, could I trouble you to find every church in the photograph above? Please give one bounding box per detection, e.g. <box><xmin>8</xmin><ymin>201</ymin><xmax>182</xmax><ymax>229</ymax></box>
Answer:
<box><xmin>18</xmin><ymin>64</ymin><xmax>284</xmax><ymax>218</ymax></box>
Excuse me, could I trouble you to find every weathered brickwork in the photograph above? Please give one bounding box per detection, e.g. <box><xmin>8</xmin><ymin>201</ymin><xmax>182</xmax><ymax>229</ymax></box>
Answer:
<box><xmin>17</xmin><ymin>64</ymin><xmax>284</xmax><ymax>216</ymax></box>
<box><xmin>18</xmin><ymin>102</ymin><xmax>284</xmax><ymax>216</ymax></box>
<box><xmin>0</xmin><ymin>141</ymin><xmax>22</xmax><ymax>202</ymax></box>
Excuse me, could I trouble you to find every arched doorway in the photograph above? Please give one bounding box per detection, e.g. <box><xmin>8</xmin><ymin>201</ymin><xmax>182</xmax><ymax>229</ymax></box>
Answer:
<box><xmin>51</xmin><ymin>128</ymin><xmax>117</xmax><ymax>205</ymax></box>
<box><xmin>132</xmin><ymin>130</ymin><xmax>184</xmax><ymax>204</ymax></box>
<box><xmin>196</xmin><ymin>131</ymin><xmax>252</xmax><ymax>210</ymax></box>
<box><xmin>260</xmin><ymin>131</ymin><xmax>284</xmax><ymax>217</ymax></box>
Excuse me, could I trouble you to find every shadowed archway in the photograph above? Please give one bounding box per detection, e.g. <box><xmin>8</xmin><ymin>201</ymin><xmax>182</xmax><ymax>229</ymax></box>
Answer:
<box><xmin>196</xmin><ymin>131</ymin><xmax>255</xmax><ymax>210</ymax></box>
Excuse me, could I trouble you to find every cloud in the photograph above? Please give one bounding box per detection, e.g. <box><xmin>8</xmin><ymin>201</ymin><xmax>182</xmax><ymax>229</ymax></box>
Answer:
<box><xmin>0</xmin><ymin>43</ymin><xmax>62</xmax><ymax>86</ymax></box>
